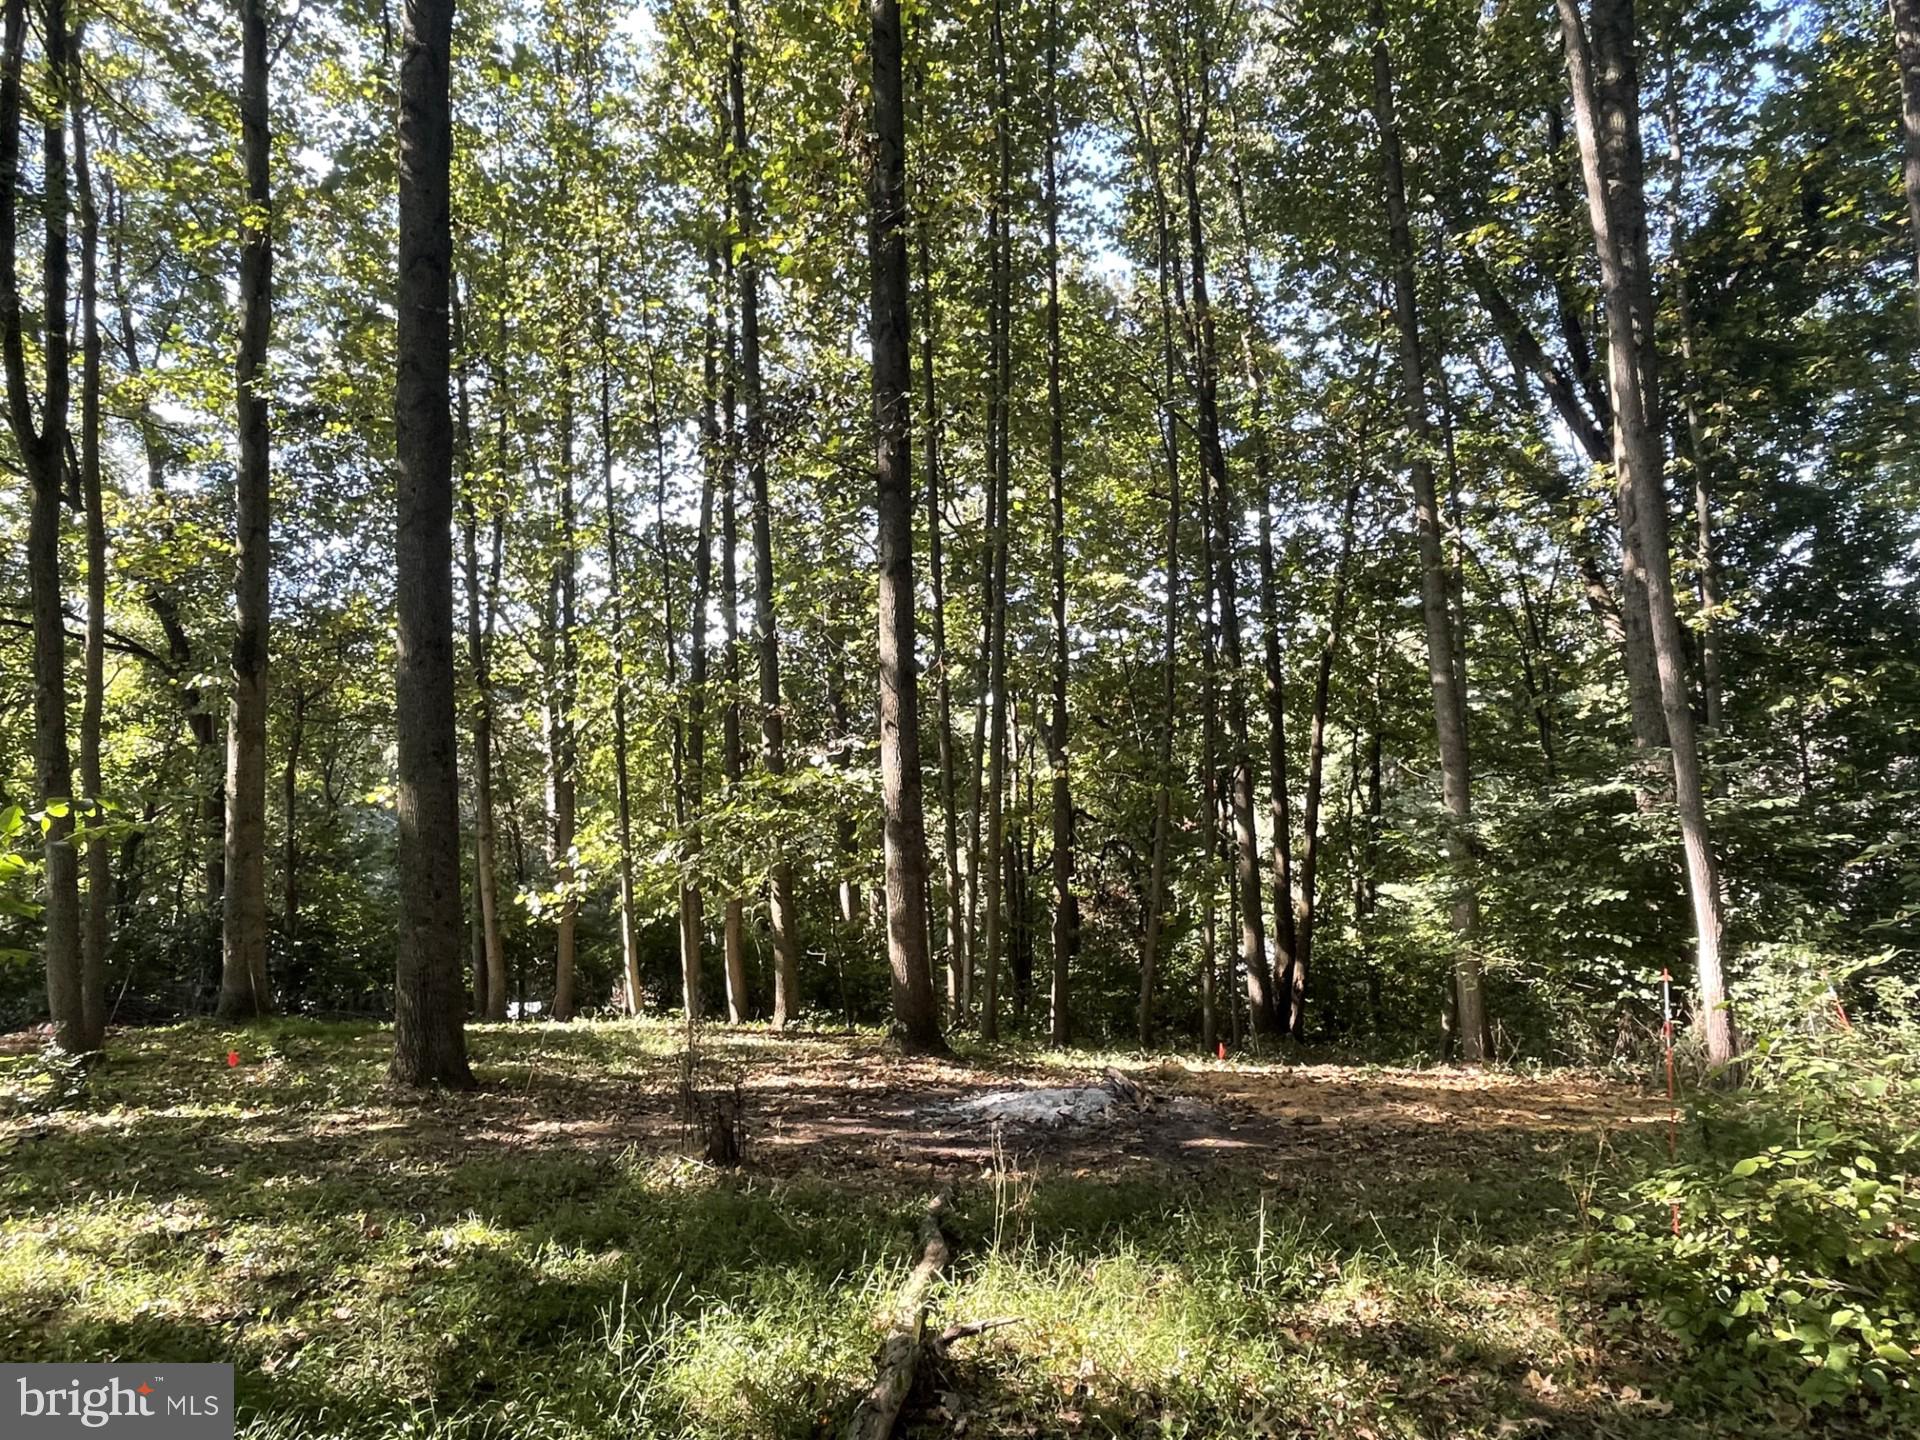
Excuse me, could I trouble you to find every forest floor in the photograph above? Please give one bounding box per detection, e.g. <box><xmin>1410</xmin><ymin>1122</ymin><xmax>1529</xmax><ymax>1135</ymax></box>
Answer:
<box><xmin>0</xmin><ymin>1019</ymin><xmax>1801</xmax><ymax>1438</ymax></box>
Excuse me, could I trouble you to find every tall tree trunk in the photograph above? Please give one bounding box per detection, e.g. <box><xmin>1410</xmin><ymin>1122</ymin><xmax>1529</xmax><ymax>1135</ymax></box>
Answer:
<box><xmin>546</xmin><ymin>371</ymin><xmax>579</xmax><ymax>1023</ymax></box>
<box><xmin>720</xmin><ymin>239</ymin><xmax>747</xmax><ymax>1022</ymax></box>
<box><xmin>391</xmin><ymin>0</ymin><xmax>473</xmax><ymax>1087</ymax></box>
<box><xmin>604</xmin><ymin>312</ymin><xmax>644</xmax><ymax>1014</ymax></box>
<box><xmin>1292</xmin><ymin>470</ymin><xmax>1363</xmax><ymax>1039</ymax></box>
<box><xmin>283</xmin><ymin>687</ymin><xmax>303</xmax><ymax>941</ymax></box>
<box><xmin>1225</xmin><ymin>118</ymin><xmax>1300</xmax><ymax>1033</ymax></box>
<box><xmin>1896</xmin><ymin>0</ymin><xmax>1920</xmax><ymax>325</ymax></box>
<box><xmin>871</xmin><ymin>0</ymin><xmax>943</xmax><ymax>1049</ymax></box>
<box><xmin>914</xmin><ymin>122</ymin><xmax>964</xmax><ymax>1022</ymax></box>
<box><xmin>73</xmin><ymin>29</ymin><xmax>108</xmax><ymax>1042</ymax></box>
<box><xmin>1368</xmin><ymin>0</ymin><xmax>1489</xmax><ymax>1061</ymax></box>
<box><xmin>1042</xmin><ymin>0</ymin><xmax>1075</xmax><ymax>1048</ymax></box>
<box><xmin>1586</xmin><ymin>2</ymin><xmax>1668</xmax><ymax>773</ymax></box>
<box><xmin>459</xmin><ymin>281</ymin><xmax>508</xmax><ymax>1021</ymax></box>
<box><xmin>1130</xmin><ymin>71</ymin><xmax>1181</xmax><ymax>1049</ymax></box>
<box><xmin>827</xmin><ymin>644</ymin><xmax>860</xmax><ymax>925</ymax></box>
<box><xmin>686</xmin><ymin>242</ymin><xmax>722</xmax><ymax>1022</ymax></box>
<box><xmin>1558</xmin><ymin>0</ymin><xmax>1739</xmax><ymax>1069</ymax></box>
<box><xmin>1197</xmin><ymin>338</ymin><xmax>1221</xmax><ymax>1057</ymax></box>
<box><xmin>980</xmin><ymin>0</ymin><xmax>1012</xmax><ymax>1042</ymax></box>
<box><xmin>1354</xmin><ymin>644</ymin><xmax>1387</xmax><ymax>1030</ymax></box>
<box><xmin>3</xmin><ymin>0</ymin><xmax>90</xmax><ymax>1052</ymax></box>
<box><xmin>728</xmin><ymin>0</ymin><xmax>802</xmax><ymax>1025</ymax></box>
<box><xmin>220</xmin><ymin>0</ymin><xmax>273</xmax><ymax>1020</ymax></box>
<box><xmin>1175</xmin><ymin>50</ymin><xmax>1275</xmax><ymax>1037</ymax></box>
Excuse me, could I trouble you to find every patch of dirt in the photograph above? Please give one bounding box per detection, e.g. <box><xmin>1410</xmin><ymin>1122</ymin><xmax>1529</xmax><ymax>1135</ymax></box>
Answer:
<box><xmin>12</xmin><ymin>1026</ymin><xmax>1668</xmax><ymax>1191</ymax></box>
<box><xmin>493</xmin><ymin>1039</ymin><xmax>1673</xmax><ymax>1183</ymax></box>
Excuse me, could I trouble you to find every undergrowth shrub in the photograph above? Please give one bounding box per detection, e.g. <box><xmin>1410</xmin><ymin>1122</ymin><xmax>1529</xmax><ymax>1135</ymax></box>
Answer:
<box><xmin>1585</xmin><ymin>1023</ymin><xmax>1920</xmax><ymax>1417</ymax></box>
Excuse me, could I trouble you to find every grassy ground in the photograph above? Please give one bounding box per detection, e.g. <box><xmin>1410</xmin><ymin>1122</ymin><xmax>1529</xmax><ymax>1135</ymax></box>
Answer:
<box><xmin>0</xmin><ymin>1019</ymin><xmax>1805</xmax><ymax>1437</ymax></box>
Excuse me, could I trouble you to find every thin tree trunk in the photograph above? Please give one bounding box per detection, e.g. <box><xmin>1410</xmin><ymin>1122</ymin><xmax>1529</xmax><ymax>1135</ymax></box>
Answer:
<box><xmin>1043</xmin><ymin>0</ymin><xmax>1075</xmax><ymax>1048</ymax></box>
<box><xmin>391</xmin><ymin>0</ymin><xmax>473</xmax><ymax>1087</ymax></box>
<box><xmin>1369</xmin><ymin>0</ymin><xmax>1489</xmax><ymax>1061</ymax></box>
<box><xmin>914</xmin><ymin>117</ymin><xmax>964</xmax><ymax>1023</ymax></box>
<box><xmin>1198</xmin><ymin>347</ymin><xmax>1221</xmax><ymax>1057</ymax></box>
<box><xmin>686</xmin><ymin>241</ymin><xmax>722</xmax><ymax>1022</ymax></box>
<box><xmin>459</xmin><ymin>281</ymin><xmax>508</xmax><ymax>1021</ymax></box>
<box><xmin>1225</xmin><ymin>116</ymin><xmax>1300</xmax><ymax>1034</ymax></box>
<box><xmin>871</xmin><ymin>0</ymin><xmax>943</xmax><ymax>1049</ymax></box>
<box><xmin>720</xmin><ymin>234</ymin><xmax>747</xmax><ymax>1022</ymax></box>
<box><xmin>827</xmin><ymin>644</ymin><xmax>861</xmax><ymax>925</ymax></box>
<box><xmin>604</xmin><ymin>311</ymin><xmax>644</xmax><ymax>1013</ymax></box>
<box><xmin>73</xmin><ymin>30</ymin><xmax>109</xmax><ymax>1042</ymax></box>
<box><xmin>1355</xmin><ymin>643</ymin><xmax>1387</xmax><ymax>1030</ymax></box>
<box><xmin>980</xmin><ymin>0</ymin><xmax>1013</xmax><ymax>1042</ymax></box>
<box><xmin>1292</xmin><ymin>471</ymin><xmax>1363</xmax><ymax>1039</ymax></box>
<box><xmin>546</xmin><ymin>371</ymin><xmax>579</xmax><ymax>1023</ymax></box>
<box><xmin>1559</xmin><ymin>0</ymin><xmax>1739</xmax><ymax>1069</ymax></box>
<box><xmin>1176</xmin><ymin>56</ymin><xmax>1275</xmax><ymax>1037</ymax></box>
<box><xmin>729</xmin><ymin>0</ymin><xmax>802</xmax><ymax>1024</ymax></box>
<box><xmin>283</xmin><ymin>688</ymin><xmax>303</xmax><ymax>939</ymax></box>
<box><xmin>1129</xmin><ymin>64</ymin><xmax>1181</xmax><ymax>1050</ymax></box>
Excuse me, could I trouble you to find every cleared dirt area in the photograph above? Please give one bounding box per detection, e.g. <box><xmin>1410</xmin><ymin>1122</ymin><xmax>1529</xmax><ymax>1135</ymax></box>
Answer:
<box><xmin>2</xmin><ymin>1022</ymin><xmax>1671</xmax><ymax>1192</ymax></box>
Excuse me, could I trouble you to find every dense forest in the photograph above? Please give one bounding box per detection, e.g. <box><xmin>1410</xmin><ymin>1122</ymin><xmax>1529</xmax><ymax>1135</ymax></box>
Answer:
<box><xmin>1</xmin><ymin>0</ymin><xmax>1916</xmax><ymax>1073</ymax></box>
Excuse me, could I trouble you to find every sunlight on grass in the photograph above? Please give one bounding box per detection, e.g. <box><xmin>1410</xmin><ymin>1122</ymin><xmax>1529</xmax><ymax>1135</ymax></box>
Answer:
<box><xmin>0</xmin><ymin>1019</ymin><xmax>1752</xmax><ymax>1438</ymax></box>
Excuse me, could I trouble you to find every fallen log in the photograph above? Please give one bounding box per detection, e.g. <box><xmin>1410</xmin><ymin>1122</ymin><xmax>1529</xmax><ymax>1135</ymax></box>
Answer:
<box><xmin>842</xmin><ymin>1191</ymin><xmax>951</xmax><ymax>1440</ymax></box>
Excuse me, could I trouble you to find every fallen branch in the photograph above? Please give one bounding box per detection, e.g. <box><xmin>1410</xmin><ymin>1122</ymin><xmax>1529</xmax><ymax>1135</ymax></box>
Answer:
<box><xmin>842</xmin><ymin>1191</ymin><xmax>951</xmax><ymax>1440</ymax></box>
<box><xmin>933</xmin><ymin>1315</ymin><xmax>1023</xmax><ymax>1356</ymax></box>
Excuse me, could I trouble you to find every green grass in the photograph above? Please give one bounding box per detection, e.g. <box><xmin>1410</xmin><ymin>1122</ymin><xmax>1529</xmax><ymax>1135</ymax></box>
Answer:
<box><xmin>0</xmin><ymin>1019</ymin><xmax>1828</xmax><ymax>1437</ymax></box>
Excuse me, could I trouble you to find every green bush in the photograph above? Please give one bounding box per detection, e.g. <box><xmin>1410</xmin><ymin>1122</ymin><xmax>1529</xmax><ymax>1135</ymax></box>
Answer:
<box><xmin>1588</xmin><ymin>1030</ymin><xmax>1920</xmax><ymax>1414</ymax></box>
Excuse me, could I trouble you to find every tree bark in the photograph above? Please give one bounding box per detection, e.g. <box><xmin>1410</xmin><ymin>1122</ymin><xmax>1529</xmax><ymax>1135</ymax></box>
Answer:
<box><xmin>283</xmin><ymin>687</ymin><xmax>303</xmax><ymax>941</ymax></box>
<box><xmin>73</xmin><ymin>27</ymin><xmax>109</xmax><ymax>1042</ymax></box>
<box><xmin>459</xmin><ymin>280</ymin><xmax>508</xmax><ymax>1021</ymax></box>
<box><xmin>1043</xmin><ymin>0</ymin><xmax>1075</xmax><ymax>1048</ymax></box>
<box><xmin>827</xmin><ymin>642</ymin><xmax>861</xmax><ymax>926</ymax></box>
<box><xmin>391</xmin><ymin>0</ymin><xmax>473</xmax><ymax>1087</ymax></box>
<box><xmin>870</xmin><ymin>0</ymin><xmax>943</xmax><ymax>1050</ymax></box>
<box><xmin>1558</xmin><ymin>0</ymin><xmax>1739</xmax><ymax>1069</ymax></box>
<box><xmin>1197</xmin><ymin>330</ymin><xmax>1221</xmax><ymax>1057</ymax></box>
<box><xmin>1175</xmin><ymin>46</ymin><xmax>1275</xmax><ymax>1037</ymax></box>
<box><xmin>220</xmin><ymin>0</ymin><xmax>273</xmax><ymax>1020</ymax></box>
<box><xmin>720</xmin><ymin>233</ymin><xmax>747</xmax><ymax>1022</ymax></box>
<box><xmin>546</xmin><ymin>371</ymin><xmax>579</xmax><ymax>1023</ymax></box>
<box><xmin>728</xmin><ymin>0</ymin><xmax>803</xmax><ymax>1025</ymax></box>
<box><xmin>604</xmin><ymin>312</ymin><xmax>645</xmax><ymax>1014</ymax></box>
<box><xmin>1225</xmin><ymin>118</ymin><xmax>1300</xmax><ymax>1034</ymax></box>
<box><xmin>1369</xmin><ymin>0</ymin><xmax>1489</xmax><ymax>1061</ymax></box>
<box><xmin>686</xmin><ymin>241</ymin><xmax>722</xmax><ymax>1022</ymax></box>
<box><xmin>1125</xmin><ymin>56</ymin><xmax>1181</xmax><ymax>1050</ymax></box>
<box><xmin>913</xmin><ymin>112</ymin><xmax>964</xmax><ymax>1022</ymax></box>
<box><xmin>3</xmin><ymin>0</ymin><xmax>91</xmax><ymax>1052</ymax></box>
<box><xmin>1292</xmin><ymin>471</ymin><xmax>1363</xmax><ymax>1039</ymax></box>
<box><xmin>979</xmin><ymin>0</ymin><xmax>1012</xmax><ymax>1042</ymax></box>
